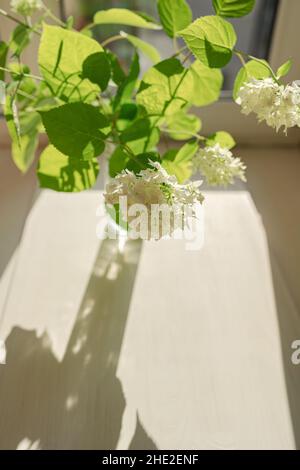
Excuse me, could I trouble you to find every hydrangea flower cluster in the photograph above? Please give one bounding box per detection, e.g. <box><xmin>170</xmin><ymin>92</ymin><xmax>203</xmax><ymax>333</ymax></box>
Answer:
<box><xmin>192</xmin><ymin>144</ymin><xmax>246</xmax><ymax>187</ymax></box>
<box><xmin>10</xmin><ymin>0</ymin><xmax>42</xmax><ymax>16</ymax></box>
<box><xmin>104</xmin><ymin>161</ymin><xmax>204</xmax><ymax>207</ymax></box>
<box><xmin>104</xmin><ymin>162</ymin><xmax>204</xmax><ymax>239</ymax></box>
<box><xmin>236</xmin><ymin>77</ymin><xmax>300</xmax><ymax>132</ymax></box>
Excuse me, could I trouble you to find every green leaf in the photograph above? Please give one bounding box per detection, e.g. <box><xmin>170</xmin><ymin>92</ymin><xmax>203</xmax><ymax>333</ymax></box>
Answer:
<box><xmin>0</xmin><ymin>42</ymin><xmax>8</xmax><ymax>81</ymax></box>
<box><xmin>116</xmin><ymin>103</ymin><xmax>138</xmax><ymax>131</ymax></box>
<box><xmin>135</xmin><ymin>11</ymin><xmax>159</xmax><ymax>25</ymax></box>
<box><xmin>10</xmin><ymin>25</ymin><xmax>31</xmax><ymax>57</ymax></box>
<box><xmin>179</xmin><ymin>16</ymin><xmax>237</xmax><ymax>68</ymax></box>
<box><xmin>109</xmin><ymin>147</ymin><xmax>128</xmax><ymax>177</ymax></box>
<box><xmin>166</xmin><ymin>111</ymin><xmax>201</xmax><ymax>140</ymax></box>
<box><xmin>233</xmin><ymin>59</ymin><xmax>271</xmax><ymax>100</ymax></box>
<box><xmin>137</xmin><ymin>58</ymin><xmax>194</xmax><ymax>116</ymax></box>
<box><xmin>119</xmin><ymin>117</ymin><xmax>160</xmax><ymax>153</ymax></box>
<box><xmin>120</xmin><ymin>118</ymin><xmax>155</xmax><ymax>143</ymax></box>
<box><xmin>206</xmin><ymin>131</ymin><xmax>236</xmax><ymax>149</ymax></box>
<box><xmin>39</xmin><ymin>103</ymin><xmax>111</xmax><ymax>160</ymax></box>
<box><xmin>120</xmin><ymin>31</ymin><xmax>161</xmax><ymax>64</ymax></box>
<box><xmin>7</xmin><ymin>62</ymin><xmax>30</xmax><ymax>80</ymax></box>
<box><xmin>162</xmin><ymin>140</ymin><xmax>198</xmax><ymax>183</ymax></box>
<box><xmin>213</xmin><ymin>0</ymin><xmax>255</xmax><ymax>18</ymax></box>
<box><xmin>107</xmin><ymin>52</ymin><xmax>126</xmax><ymax>86</ymax></box>
<box><xmin>94</xmin><ymin>9</ymin><xmax>161</xmax><ymax>30</ymax></box>
<box><xmin>38</xmin><ymin>145</ymin><xmax>99</xmax><ymax>192</ymax></box>
<box><xmin>119</xmin><ymin>103</ymin><xmax>138</xmax><ymax>121</ymax></box>
<box><xmin>15</xmin><ymin>77</ymin><xmax>37</xmax><ymax>103</ymax></box>
<box><xmin>190</xmin><ymin>60</ymin><xmax>223</xmax><ymax>106</ymax></box>
<box><xmin>109</xmin><ymin>146</ymin><xmax>160</xmax><ymax>177</ymax></box>
<box><xmin>12</xmin><ymin>112</ymin><xmax>40</xmax><ymax>172</ymax></box>
<box><xmin>114</xmin><ymin>52</ymin><xmax>140</xmax><ymax>108</ymax></box>
<box><xmin>38</xmin><ymin>24</ymin><xmax>103</xmax><ymax>102</ymax></box>
<box><xmin>276</xmin><ymin>59</ymin><xmax>292</xmax><ymax>79</ymax></box>
<box><xmin>126</xmin><ymin>151</ymin><xmax>161</xmax><ymax>173</ymax></box>
<box><xmin>82</xmin><ymin>52</ymin><xmax>111</xmax><ymax>91</ymax></box>
<box><xmin>4</xmin><ymin>95</ymin><xmax>20</xmax><ymax>148</ymax></box>
<box><xmin>157</xmin><ymin>0</ymin><xmax>192</xmax><ymax>38</ymax></box>
<box><xmin>3</xmin><ymin>96</ymin><xmax>39</xmax><ymax>172</ymax></box>
<box><xmin>66</xmin><ymin>16</ymin><xmax>74</xmax><ymax>30</ymax></box>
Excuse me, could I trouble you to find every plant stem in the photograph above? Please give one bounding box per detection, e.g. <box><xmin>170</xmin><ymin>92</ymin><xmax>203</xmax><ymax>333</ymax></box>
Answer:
<box><xmin>235</xmin><ymin>51</ymin><xmax>247</xmax><ymax>68</ymax></box>
<box><xmin>173</xmin><ymin>37</ymin><xmax>179</xmax><ymax>54</ymax></box>
<box><xmin>41</xmin><ymin>2</ymin><xmax>66</xmax><ymax>27</ymax></box>
<box><xmin>0</xmin><ymin>8</ymin><xmax>41</xmax><ymax>35</ymax></box>
<box><xmin>0</xmin><ymin>8</ymin><xmax>28</xmax><ymax>27</ymax></box>
<box><xmin>171</xmin><ymin>45</ymin><xmax>188</xmax><ymax>58</ymax></box>
<box><xmin>101</xmin><ymin>35</ymin><xmax>124</xmax><ymax>48</ymax></box>
<box><xmin>182</xmin><ymin>51</ymin><xmax>192</xmax><ymax>65</ymax></box>
<box><xmin>0</xmin><ymin>66</ymin><xmax>44</xmax><ymax>82</ymax></box>
<box><xmin>80</xmin><ymin>23</ymin><xmax>94</xmax><ymax>33</ymax></box>
<box><xmin>161</xmin><ymin>128</ymin><xmax>205</xmax><ymax>141</ymax></box>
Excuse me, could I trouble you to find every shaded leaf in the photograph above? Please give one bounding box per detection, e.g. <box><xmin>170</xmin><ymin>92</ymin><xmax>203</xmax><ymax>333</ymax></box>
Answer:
<box><xmin>109</xmin><ymin>146</ymin><xmax>160</xmax><ymax>176</ymax></box>
<box><xmin>40</xmin><ymin>103</ymin><xmax>111</xmax><ymax>160</ymax></box>
<box><xmin>120</xmin><ymin>117</ymin><xmax>160</xmax><ymax>153</ymax></box>
<box><xmin>213</xmin><ymin>0</ymin><xmax>255</xmax><ymax>18</ymax></box>
<box><xmin>114</xmin><ymin>52</ymin><xmax>140</xmax><ymax>108</ymax></box>
<box><xmin>82</xmin><ymin>52</ymin><xmax>111</xmax><ymax>91</ymax></box>
<box><xmin>126</xmin><ymin>151</ymin><xmax>161</xmax><ymax>173</ymax></box>
<box><xmin>109</xmin><ymin>146</ymin><xmax>128</xmax><ymax>177</ymax></box>
<box><xmin>120</xmin><ymin>118</ymin><xmax>154</xmax><ymax>143</ymax></box>
<box><xmin>107</xmin><ymin>51</ymin><xmax>126</xmax><ymax>86</ymax></box>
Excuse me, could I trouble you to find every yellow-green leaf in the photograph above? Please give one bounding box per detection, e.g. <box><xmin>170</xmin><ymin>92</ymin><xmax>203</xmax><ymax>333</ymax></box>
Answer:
<box><xmin>179</xmin><ymin>16</ymin><xmax>237</xmax><ymax>68</ymax></box>
<box><xmin>94</xmin><ymin>9</ymin><xmax>161</xmax><ymax>30</ymax></box>
<box><xmin>190</xmin><ymin>60</ymin><xmax>223</xmax><ymax>106</ymax></box>
<box><xmin>162</xmin><ymin>140</ymin><xmax>198</xmax><ymax>183</ymax></box>
<box><xmin>120</xmin><ymin>31</ymin><xmax>161</xmax><ymax>63</ymax></box>
<box><xmin>37</xmin><ymin>145</ymin><xmax>99</xmax><ymax>192</ymax></box>
<box><xmin>38</xmin><ymin>24</ymin><xmax>103</xmax><ymax>102</ymax></box>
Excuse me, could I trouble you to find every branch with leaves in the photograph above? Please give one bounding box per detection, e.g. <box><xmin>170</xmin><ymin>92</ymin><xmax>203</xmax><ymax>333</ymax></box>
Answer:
<box><xmin>0</xmin><ymin>0</ymin><xmax>296</xmax><ymax>200</ymax></box>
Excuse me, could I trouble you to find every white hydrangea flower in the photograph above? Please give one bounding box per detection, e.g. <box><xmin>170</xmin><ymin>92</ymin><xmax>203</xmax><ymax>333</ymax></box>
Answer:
<box><xmin>236</xmin><ymin>77</ymin><xmax>300</xmax><ymax>132</ymax></box>
<box><xmin>193</xmin><ymin>143</ymin><xmax>246</xmax><ymax>187</ymax></box>
<box><xmin>104</xmin><ymin>161</ymin><xmax>204</xmax><ymax>239</ymax></box>
<box><xmin>10</xmin><ymin>0</ymin><xmax>43</xmax><ymax>16</ymax></box>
